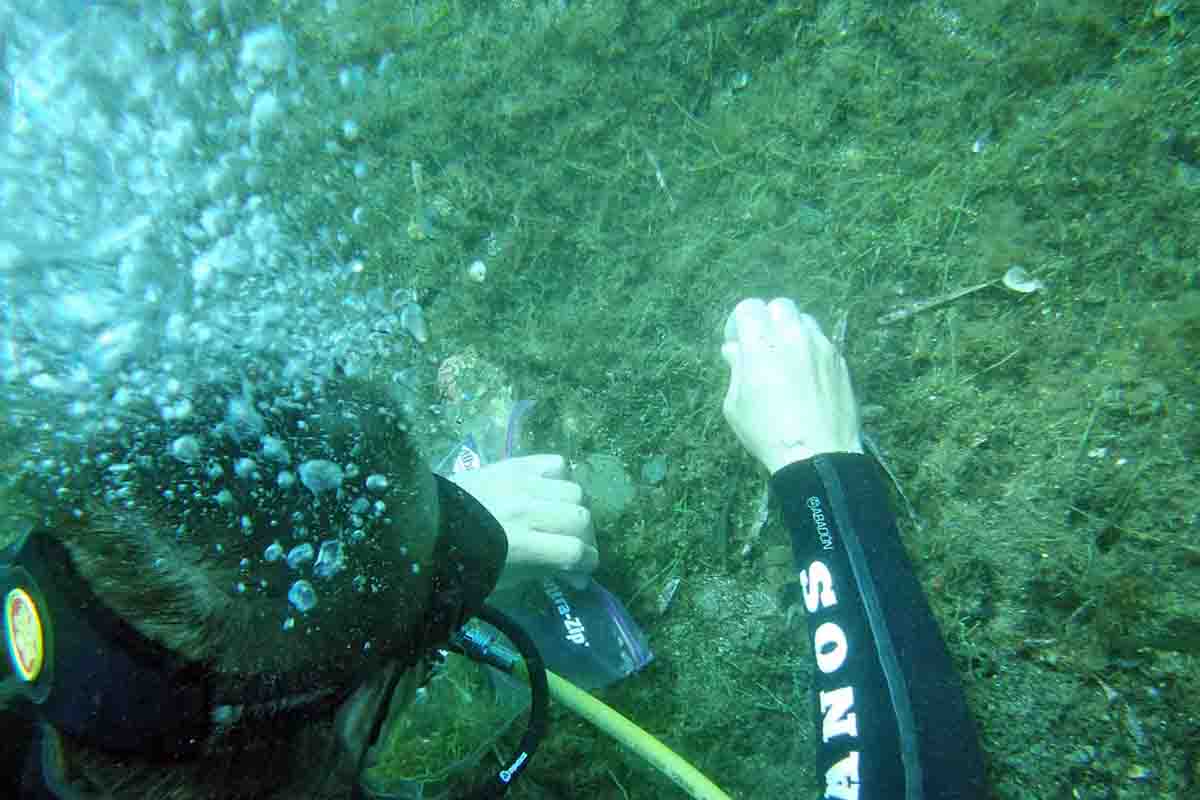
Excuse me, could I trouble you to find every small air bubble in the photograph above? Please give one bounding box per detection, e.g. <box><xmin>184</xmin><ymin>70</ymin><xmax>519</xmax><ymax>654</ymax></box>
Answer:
<box><xmin>171</xmin><ymin>435</ymin><xmax>201</xmax><ymax>463</ymax></box>
<box><xmin>288</xmin><ymin>580</ymin><xmax>318</xmax><ymax>613</ymax></box>
<box><xmin>261</xmin><ymin>436</ymin><xmax>291</xmax><ymax>464</ymax></box>
<box><xmin>287</xmin><ymin>543</ymin><xmax>315</xmax><ymax>569</ymax></box>
<box><xmin>299</xmin><ymin>460</ymin><xmax>344</xmax><ymax>495</ymax></box>
<box><xmin>313</xmin><ymin>540</ymin><xmax>346</xmax><ymax>579</ymax></box>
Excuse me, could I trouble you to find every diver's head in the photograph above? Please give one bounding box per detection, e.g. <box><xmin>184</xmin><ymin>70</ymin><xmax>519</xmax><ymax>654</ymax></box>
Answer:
<box><xmin>56</xmin><ymin>375</ymin><xmax>449</xmax><ymax>674</ymax></box>
<box><xmin>3</xmin><ymin>373</ymin><xmax>505</xmax><ymax>798</ymax></box>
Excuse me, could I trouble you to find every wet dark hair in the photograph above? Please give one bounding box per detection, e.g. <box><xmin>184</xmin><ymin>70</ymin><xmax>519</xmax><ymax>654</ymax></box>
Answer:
<box><xmin>4</xmin><ymin>374</ymin><xmax>443</xmax><ymax>798</ymax></box>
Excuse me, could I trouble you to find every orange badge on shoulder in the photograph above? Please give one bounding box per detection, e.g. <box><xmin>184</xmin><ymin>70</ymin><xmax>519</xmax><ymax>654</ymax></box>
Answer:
<box><xmin>5</xmin><ymin>587</ymin><xmax>44</xmax><ymax>682</ymax></box>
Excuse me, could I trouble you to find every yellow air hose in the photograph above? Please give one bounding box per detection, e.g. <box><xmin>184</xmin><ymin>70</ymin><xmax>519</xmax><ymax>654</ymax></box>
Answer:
<box><xmin>542</xmin><ymin>668</ymin><xmax>733</xmax><ymax>800</ymax></box>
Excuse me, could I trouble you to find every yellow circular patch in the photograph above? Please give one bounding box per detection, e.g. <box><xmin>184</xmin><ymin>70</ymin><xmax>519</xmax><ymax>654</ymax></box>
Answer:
<box><xmin>5</xmin><ymin>587</ymin><xmax>44</xmax><ymax>682</ymax></box>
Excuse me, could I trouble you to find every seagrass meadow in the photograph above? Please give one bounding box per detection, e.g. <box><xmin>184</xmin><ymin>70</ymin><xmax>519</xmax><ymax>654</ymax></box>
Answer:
<box><xmin>10</xmin><ymin>0</ymin><xmax>1200</xmax><ymax>797</ymax></box>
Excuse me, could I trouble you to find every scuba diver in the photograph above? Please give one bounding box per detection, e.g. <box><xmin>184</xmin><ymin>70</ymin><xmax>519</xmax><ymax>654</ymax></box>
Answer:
<box><xmin>0</xmin><ymin>371</ymin><xmax>596</xmax><ymax>799</ymax></box>
<box><xmin>1</xmin><ymin>296</ymin><xmax>986</xmax><ymax>799</ymax></box>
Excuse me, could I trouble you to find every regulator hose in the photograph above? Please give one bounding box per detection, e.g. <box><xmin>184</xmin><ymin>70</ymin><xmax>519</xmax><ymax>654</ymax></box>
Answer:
<box><xmin>454</xmin><ymin>603</ymin><xmax>549</xmax><ymax>800</ymax></box>
<box><xmin>459</xmin><ymin>606</ymin><xmax>733</xmax><ymax>800</ymax></box>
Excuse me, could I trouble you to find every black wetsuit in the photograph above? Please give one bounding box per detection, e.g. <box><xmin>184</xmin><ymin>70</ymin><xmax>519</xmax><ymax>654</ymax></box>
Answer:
<box><xmin>773</xmin><ymin>453</ymin><xmax>987</xmax><ymax>800</ymax></box>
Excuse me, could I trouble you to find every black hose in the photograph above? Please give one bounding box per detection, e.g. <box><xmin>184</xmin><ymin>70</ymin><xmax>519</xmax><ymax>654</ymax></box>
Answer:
<box><xmin>459</xmin><ymin>603</ymin><xmax>549</xmax><ymax>800</ymax></box>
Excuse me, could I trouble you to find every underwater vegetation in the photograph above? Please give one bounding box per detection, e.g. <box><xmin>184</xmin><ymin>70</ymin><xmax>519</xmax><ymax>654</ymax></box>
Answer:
<box><xmin>3</xmin><ymin>0</ymin><xmax>1198</xmax><ymax>797</ymax></box>
<box><xmin>292</xmin><ymin>2</ymin><xmax>1197</xmax><ymax>797</ymax></box>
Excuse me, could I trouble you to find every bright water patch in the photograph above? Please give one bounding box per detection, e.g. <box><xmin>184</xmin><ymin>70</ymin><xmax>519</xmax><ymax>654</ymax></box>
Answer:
<box><xmin>0</xmin><ymin>2</ymin><xmax>431</xmax><ymax>635</ymax></box>
<box><xmin>0</xmin><ymin>2</ymin><xmax>417</xmax><ymax>441</ymax></box>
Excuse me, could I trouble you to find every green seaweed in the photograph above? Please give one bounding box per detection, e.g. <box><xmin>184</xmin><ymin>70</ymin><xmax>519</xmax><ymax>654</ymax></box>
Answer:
<box><xmin>9</xmin><ymin>0</ymin><xmax>1199</xmax><ymax>796</ymax></box>
<box><xmin>272</xmin><ymin>1</ymin><xmax>1200</xmax><ymax>795</ymax></box>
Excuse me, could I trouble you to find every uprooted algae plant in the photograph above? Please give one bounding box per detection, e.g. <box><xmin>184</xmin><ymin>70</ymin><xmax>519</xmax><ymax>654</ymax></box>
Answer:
<box><xmin>2</xmin><ymin>1</ymin><xmax>1197</xmax><ymax>798</ymax></box>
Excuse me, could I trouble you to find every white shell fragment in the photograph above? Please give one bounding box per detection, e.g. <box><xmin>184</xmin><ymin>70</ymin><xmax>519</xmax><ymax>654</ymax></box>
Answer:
<box><xmin>1002</xmin><ymin>266</ymin><xmax>1045</xmax><ymax>294</ymax></box>
<box><xmin>656</xmin><ymin>576</ymin><xmax>681</xmax><ymax>616</ymax></box>
<box><xmin>467</xmin><ymin>259</ymin><xmax>487</xmax><ymax>283</ymax></box>
<box><xmin>399</xmin><ymin>302</ymin><xmax>428</xmax><ymax>343</ymax></box>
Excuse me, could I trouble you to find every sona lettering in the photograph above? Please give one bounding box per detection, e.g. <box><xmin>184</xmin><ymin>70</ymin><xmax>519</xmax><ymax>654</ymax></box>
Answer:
<box><xmin>800</xmin><ymin>557</ymin><xmax>861</xmax><ymax>800</ymax></box>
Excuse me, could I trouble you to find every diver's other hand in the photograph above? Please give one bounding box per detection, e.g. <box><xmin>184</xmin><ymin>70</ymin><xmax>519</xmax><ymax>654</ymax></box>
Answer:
<box><xmin>720</xmin><ymin>297</ymin><xmax>863</xmax><ymax>474</ymax></box>
<box><xmin>448</xmin><ymin>454</ymin><xmax>597</xmax><ymax>587</ymax></box>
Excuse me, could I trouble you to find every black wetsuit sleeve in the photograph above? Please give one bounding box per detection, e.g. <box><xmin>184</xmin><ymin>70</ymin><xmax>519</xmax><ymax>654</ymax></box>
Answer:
<box><xmin>771</xmin><ymin>453</ymin><xmax>987</xmax><ymax>800</ymax></box>
<box><xmin>1</xmin><ymin>709</ymin><xmax>35</xmax><ymax>796</ymax></box>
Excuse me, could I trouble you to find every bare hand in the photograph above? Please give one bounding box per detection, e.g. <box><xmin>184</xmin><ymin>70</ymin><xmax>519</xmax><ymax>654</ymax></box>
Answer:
<box><xmin>448</xmin><ymin>454</ymin><xmax>597</xmax><ymax>587</ymax></box>
<box><xmin>721</xmin><ymin>298</ymin><xmax>862</xmax><ymax>473</ymax></box>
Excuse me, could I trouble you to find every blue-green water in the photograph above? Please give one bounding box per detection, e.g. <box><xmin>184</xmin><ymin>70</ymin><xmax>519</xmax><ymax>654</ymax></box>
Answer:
<box><xmin>2</xmin><ymin>1</ymin><xmax>1198</xmax><ymax>798</ymax></box>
